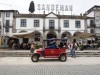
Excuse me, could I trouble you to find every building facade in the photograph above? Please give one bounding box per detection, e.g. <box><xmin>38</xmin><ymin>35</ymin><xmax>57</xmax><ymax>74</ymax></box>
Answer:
<box><xmin>85</xmin><ymin>5</ymin><xmax>100</xmax><ymax>40</ymax></box>
<box><xmin>13</xmin><ymin>12</ymin><xmax>86</xmax><ymax>44</ymax></box>
<box><xmin>0</xmin><ymin>10</ymin><xmax>19</xmax><ymax>47</ymax></box>
<box><xmin>0</xmin><ymin>10</ymin><xmax>19</xmax><ymax>36</ymax></box>
<box><xmin>0</xmin><ymin>5</ymin><xmax>100</xmax><ymax>47</ymax></box>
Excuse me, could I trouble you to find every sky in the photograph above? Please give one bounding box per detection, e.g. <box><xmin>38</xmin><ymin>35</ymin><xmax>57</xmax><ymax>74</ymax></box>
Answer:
<box><xmin>0</xmin><ymin>0</ymin><xmax>100</xmax><ymax>15</ymax></box>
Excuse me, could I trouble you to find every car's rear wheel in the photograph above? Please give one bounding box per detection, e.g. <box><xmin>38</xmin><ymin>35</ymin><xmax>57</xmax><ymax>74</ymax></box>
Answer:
<box><xmin>31</xmin><ymin>54</ymin><xmax>39</xmax><ymax>62</ymax></box>
<box><xmin>59</xmin><ymin>54</ymin><xmax>67</xmax><ymax>62</ymax></box>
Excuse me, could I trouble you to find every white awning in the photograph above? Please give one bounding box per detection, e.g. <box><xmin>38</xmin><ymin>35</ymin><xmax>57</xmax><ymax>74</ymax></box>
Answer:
<box><xmin>12</xmin><ymin>31</ymin><xmax>34</xmax><ymax>38</ymax></box>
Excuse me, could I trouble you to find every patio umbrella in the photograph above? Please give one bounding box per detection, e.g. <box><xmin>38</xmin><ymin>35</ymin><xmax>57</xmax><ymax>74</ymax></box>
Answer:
<box><xmin>78</xmin><ymin>32</ymin><xmax>95</xmax><ymax>38</ymax></box>
<box><xmin>70</xmin><ymin>36</ymin><xmax>79</xmax><ymax>39</ymax></box>
<box><xmin>12</xmin><ymin>31</ymin><xmax>34</xmax><ymax>38</ymax></box>
<box><xmin>70</xmin><ymin>33</ymin><xmax>94</xmax><ymax>39</ymax></box>
<box><xmin>29</xmin><ymin>1</ymin><xmax>35</xmax><ymax>13</ymax></box>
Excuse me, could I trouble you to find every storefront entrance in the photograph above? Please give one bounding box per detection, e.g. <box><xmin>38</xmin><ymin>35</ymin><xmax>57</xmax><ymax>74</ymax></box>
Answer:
<box><xmin>23</xmin><ymin>38</ymin><xmax>28</xmax><ymax>43</ymax></box>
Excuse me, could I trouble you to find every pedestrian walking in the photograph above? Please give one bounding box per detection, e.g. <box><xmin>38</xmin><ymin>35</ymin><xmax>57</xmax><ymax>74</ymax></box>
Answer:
<box><xmin>69</xmin><ymin>43</ymin><xmax>73</xmax><ymax>57</ymax></box>
<box><xmin>30</xmin><ymin>43</ymin><xmax>35</xmax><ymax>56</ymax></box>
<box><xmin>70</xmin><ymin>42</ymin><xmax>77</xmax><ymax>58</ymax></box>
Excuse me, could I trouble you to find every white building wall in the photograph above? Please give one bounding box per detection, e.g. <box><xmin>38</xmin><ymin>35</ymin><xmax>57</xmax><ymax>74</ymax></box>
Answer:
<box><xmin>87</xmin><ymin>11</ymin><xmax>94</xmax><ymax>17</ymax></box>
<box><xmin>0</xmin><ymin>12</ymin><xmax>5</xmax><ymax>36</ymax></box>
<box><xmin>6</xmin><ymin>12</ymin><xmax>13</xmax><ymax>36</ymax></box>
<box><xmin>95</xmin><ymin>28</ymin><xmax>100</xmax><ymax>33</ymax></box>
<box><xmin>0</xmin><ymin>13</ymin><xmax>3</xmax><ymax>36</ymax></box>
<box><xmin>95</xmin><ymin>11</ymin><xmax>100</xmax><ymax>27</ymax></box>
<box><xmin>0</xmin><ymin>12</ymin><xmax>14</xmax><ymax>36</ymax></box>
<box><xmin>87</xmin><ymin>19</ymin><xmax>91</xmax><ymax>33</ymax></box>
<box><xmin>16</xmin><ymin>18</ymin><xmax>43</xmax><ymax>33</ymax></box>
<box><xmin>60</xmin><ymin>19</ymin><xmax>85</xmax><ymax>35</ymax></box>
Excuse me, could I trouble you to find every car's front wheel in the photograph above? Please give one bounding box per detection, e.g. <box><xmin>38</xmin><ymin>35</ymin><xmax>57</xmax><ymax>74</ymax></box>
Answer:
<box><xmin>59</xmin><ymin>54</ymin><xmax>67</xmax><ymax>62</ymax></box>
<box><xmin>31</xmin><ymin>54</ymin><xmax>39</xmax><ymax>62</ymax></box>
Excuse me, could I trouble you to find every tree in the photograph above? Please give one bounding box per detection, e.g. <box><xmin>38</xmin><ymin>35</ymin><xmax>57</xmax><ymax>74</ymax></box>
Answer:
<box><xmin>29</xmin><ymin>1</ymin><xmax>35</xmax><ymax>13</ymax></box>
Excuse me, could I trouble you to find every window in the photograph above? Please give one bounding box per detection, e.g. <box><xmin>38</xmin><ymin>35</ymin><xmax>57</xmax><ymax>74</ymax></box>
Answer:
<box><xmin>5</xmin><ymin>28</ymin><xmax>9</xmax><ymax>32</ymax></box>
<box><xmin>34</xmin><ymin>20</ymin><xmax>39</xmax><ymax>27</ymax></box>
<box><xmin>5</xmin><ymin>20</ymin><xmax>10</xmax><ymax>32</ymax></box>
<box><xmin>6</xmin><ymin>20</ymin><xmax>10</xmax><ymax>26</ymax></box>
<box><xmin>90</xmin><ymin>20</ymin><xmax>94</xmax><ymax>27</ymax></box>
<box><xmin>75</xmin><ymin>21</ymin><xmax>81</xmax><ymax>28</ymax></box>
<box><xmin>20</xmin><ymin>19</ymin><xmax>27</xmax><ymax>27</ymax></box>
<box><xmin>34</xmin><ymin>34</ymin><xmax>40</xmax><ymax>41</ymax></box>
<box><xmin>6</xmin><ymin>12</ymin><xmax>10</xmax><ymax>17</ymax></box>
<box><xmin>64</xmin><ymin>20</ymin><xmax>69</xmax><ymax>28</ymax></box>
<box><xmin>49</xmin><ymin>20</ymin><xmax>55</xmax><ymax>29</ymax></box>
<box><xmin>90</xmin><ymin>29</ymin><xmax>94</xmax><ymax>33</ymax></box>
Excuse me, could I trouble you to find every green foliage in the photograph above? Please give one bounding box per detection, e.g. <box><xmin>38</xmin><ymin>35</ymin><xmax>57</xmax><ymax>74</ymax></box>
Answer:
<box><xmin>97</xmin><ymin>42</ymin><xmax>100</xmax><ymax>47</ymax></box>
<box><xmin>35</xmin><ymin>44</ymin><xmax>43</xmax><ymax>49</ymax></box>
<box><xmin>79</xmin><ymin>45</ymin><xmax>84</xmax><ymax>50</ymax></box>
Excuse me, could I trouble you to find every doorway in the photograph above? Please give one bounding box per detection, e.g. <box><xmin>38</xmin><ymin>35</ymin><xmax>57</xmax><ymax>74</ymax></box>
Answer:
<box><xmin>23</xmin><ymin>38</ymin><xmax>28</xmax><ymax>43</ymax></box>
<box><xmin>47</xmin><ymin>33</ymin><xmax>57</xmax><ymax>46</ymax></box>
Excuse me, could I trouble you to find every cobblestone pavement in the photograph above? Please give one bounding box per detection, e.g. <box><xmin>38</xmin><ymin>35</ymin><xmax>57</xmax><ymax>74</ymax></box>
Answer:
<box><xmin>0</xmin><ymin>57</ymin><xmax>100</xmax><ymax>75</ymax></box>
<box><xmin>0</xmin><ymin>65</ymin><xmax>100</xmax><ymax>75</ymax></box>
<box><xmin>0</xmin><ymin>57</ymin><xmax>100</xmax><ymax>65</ymax></box>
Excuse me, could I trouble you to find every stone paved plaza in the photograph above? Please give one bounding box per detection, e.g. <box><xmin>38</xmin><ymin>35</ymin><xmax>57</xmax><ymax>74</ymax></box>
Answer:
<box><xmin>0</xmin><ymin>65</ymin><xmax>100</xmax><ymax>75</ymax></box>
<box><xmin>0</xmin><ymin>57</ymin><xmax>100</xmax><ymax>65</ymax></box>
<box><xmin>0</xmin><ymin>57</ymin><xmax>100</xmax><ymax>75</ymax></box>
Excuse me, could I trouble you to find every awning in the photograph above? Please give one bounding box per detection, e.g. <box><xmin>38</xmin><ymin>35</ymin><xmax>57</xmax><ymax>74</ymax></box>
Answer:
<box><xmin>12</xmin><ymin>31</ymin><xmax>34</xmax><ymax>38</ymax></box>
<box><xmin>78</xmin><ymin>32</ymin><xmax>95</xmax><ymax>38</ymax></box>
<box><xmin>71</xmin><ymin>32</ymin><xmax>95</xmax><ymax>39</ymax></box>
<box><xmin>70</xmin><ymin>36</ymin><xmax>79</xmax><ymax>39</ymax></box>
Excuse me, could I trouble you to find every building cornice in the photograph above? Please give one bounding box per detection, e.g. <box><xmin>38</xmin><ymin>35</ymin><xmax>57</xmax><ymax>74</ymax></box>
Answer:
<box><xmin>86</xmin><ymin>17</ymin><xmax>94</xmax><ymax>19</ymax></box>
<box><xmin>0</xmin><ymin>10</ymin><xmax>19</xmax><ymax>13</ymax></box>
<box><xmin>14</xmin><ymin>14</ymin><xmax>46</xmax><ymax>18</ymax></box>
<box><xmin>14</xmin><ymin>13</ymin><xmax>86</xmax><ymax>19</ymax></box>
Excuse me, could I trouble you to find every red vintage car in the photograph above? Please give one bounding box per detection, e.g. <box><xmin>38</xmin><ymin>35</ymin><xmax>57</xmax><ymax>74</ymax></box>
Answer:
<box><xmin>31</xmin><ymin>39</ymin><xmax>67</xmax><ymax>62</ymax></box>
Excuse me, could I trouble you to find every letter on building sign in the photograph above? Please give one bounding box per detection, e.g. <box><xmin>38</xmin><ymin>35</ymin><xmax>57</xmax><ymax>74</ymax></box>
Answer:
<box><xmin>60</xmin><ymin>5</ymin><xmax>64</xmax><ymax>11</ymax></box>
<box><xmin>42</xmin><ymin>4</ymin><xmax>45</xmax><ymax>10</ymax></box>
<box><xmin>51</xmin><ymin>4</ymin><xmax>54</xmax><ymax>11</ymax></box>
<box><xmin>65</xmin><ymin>5</ymin><xmax>68</xmax><ymax>11</ymax></box>
<box><xmin>56</xmin><ymin>5</ymin><xmax>59</xmax><ymax>11</ymax></box>
<box><xmin>69</xmin><ymin>5</ymin><xmax>73</xmax><ymax>11</ymax></box>
<box><xmin>37</xmin><ymin>4</ymin><xmax>41</xmax><ymax>10</ymax></box>
<box><xmin>46</xmin><ymin>4</ymin><xmax>50</xmax><ymax>11</ymax></box>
